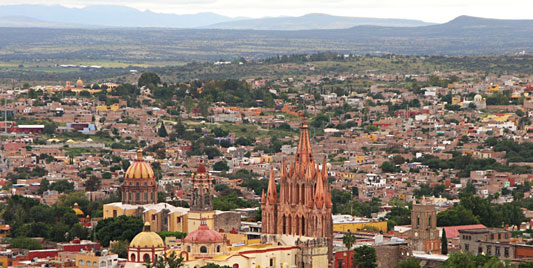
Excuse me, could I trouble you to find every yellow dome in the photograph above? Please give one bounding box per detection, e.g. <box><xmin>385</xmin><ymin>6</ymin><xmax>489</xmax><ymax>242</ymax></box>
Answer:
<box><xmin>76</xmin><ymin>77</ymin><xmax>84</xmax><ymax>88</ymax></box>
<box><xmin>73</xmin><ymin>208</ymin><xmax>84</xmax><ymax>216</ymax></box>
<box><xmin>124</xmin><ymin>149</ymin><xmax>155</xmax><ymax>180</ymax></box>
<box><xmin>130</xmin><ymin>222</ymin><xmax>164</xmax><ymax>248</ymax></box>
<box><xmin>72</xmin><ymin>203</ymin><xmax>84</xmax><ymax>216</ymax></box>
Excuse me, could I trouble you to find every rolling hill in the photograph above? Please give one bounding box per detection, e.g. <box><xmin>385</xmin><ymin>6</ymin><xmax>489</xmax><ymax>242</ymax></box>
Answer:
<box><xmin>204</xmin><ymin>13</ymin><xmax>432</xmax><ymax>30</ymax></box>
<box><xmin>0</xmin><ymin>16</ymin><xmax>531</xmax><ymax>62</ymax></box>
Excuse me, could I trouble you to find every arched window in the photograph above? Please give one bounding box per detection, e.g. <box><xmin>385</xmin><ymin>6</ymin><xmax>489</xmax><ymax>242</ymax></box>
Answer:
<box><xmin>79</xmin><ymin>260</ymin><xmax>84</xmax><ymax>266</ymax></box>
<box><xmin>143</xmin><ymin>254</ymin><xmax>150</xmax><ymax>262</ymax></box>
<box><xmin>130</xmin><ymin>254</ymin><xmax>136</xmax><ymax>262</ymax></box>
<box><xmin>93</xmin><ymin>262</ymin><xmax>97</xmax><ymax>267</ymax></box>
<box><xmin>187</xmin><ymin>246</ymin><xmax>191</xmax><ymax>252</ymax></box>
<box><xmin>233</xmin><ymin>264</ymin><xmax>239</xmax><ymax>268</ymax></box>
<box><xmin>136</xmin><ymin>182</ymin><xmax>140</xmax><ymax>186</ymax></box>
<box><xmin>100</xmin><ymin>261</ymin><xmax>106</xmax><ymax>267</ymax></box>
<box><xmin>217</xmin><ymin>245</ymin><xmax>221</xmax><ymax>252</ymax></box>
<box><xmin>200</xmin><ymin>246</ymin><xmax>208</xmax><ymax>253</ymax></box>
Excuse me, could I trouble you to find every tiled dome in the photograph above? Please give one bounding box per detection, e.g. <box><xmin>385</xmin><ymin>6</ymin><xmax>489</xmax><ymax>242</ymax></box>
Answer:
<box><xmin>124</xmin><ymin>149</ymin><xmax>155</xmax><ymax>180</ymax></box>
<box><xmin>184</xmin><ymin>222</ymin><xmax>224</xmax><ymax>243</ymax></box>
<box><xmin>130</xmin><ymin>222</ymin><xmax>164</xmax><ymax>248</ymax></box>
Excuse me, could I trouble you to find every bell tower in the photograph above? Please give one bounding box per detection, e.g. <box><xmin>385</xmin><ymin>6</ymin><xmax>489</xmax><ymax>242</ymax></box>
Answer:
<box><xmin>409</xmin><ymin>196</ymin><xmax>441</xmax><ymax>254</ymax></box>
<box><xmin>191</xmin><ymin>159</ymin><xmax>213</xmax><ymax>211</ymax></box>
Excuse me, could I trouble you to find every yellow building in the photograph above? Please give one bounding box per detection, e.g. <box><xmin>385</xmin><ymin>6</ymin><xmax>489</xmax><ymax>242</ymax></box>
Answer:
<box><xmin>488</xmin><ymin>84</ymin><xmax>500</xmax><ymax>93</ymax></box>
<box><xmin>0</xmin><ymin>256</ymin><xmax>7</xmax><ymax>268</ymax></box>
<box><xmin>103</xmin><ymin>203</ymin><xmax>189</xmax><ymax>233</ymax></box>
<box><xmin>451</xmin><ymin>96</ymin><xmax>462</xmax><ymax>106</ymax></box>
<box><xmin>186</xmin><ymin>211</ymin><xmax>215</xmax><ymax>234</ymax></box>
<box><xmin>178</xmin><ymin>243</ymin><xmax>301</xmax><ymax>268</ymax></box>
<box><xmin>364</xmin><ymin>134</ymin><xmax>377</xmax><ymax>141</ymax></box>
<box><xmin>482</xmin><ymin>113</ymin><xmax>512</xmax><ymax>123</ymax></box>
<box><xmin>96</xmin><ymin>103</ymin><xmax>120</xmax><ymax>112</ymax></box>
<box><xmin>332</xmin><ymin>215</ymin><xmax>387</xmax><ymax>233</ymax></box>
<box><xmin>75</xmin><ymin>252</ymin><xmax>119</xmax><ymax>268</ymax></box>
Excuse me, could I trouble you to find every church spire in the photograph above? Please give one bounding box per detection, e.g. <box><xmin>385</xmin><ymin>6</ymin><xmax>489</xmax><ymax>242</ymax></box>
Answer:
<box><xmin>261</xmin><ymin>189</ymin><xmax>265</xmax><ymax>204</ymax></box>
<box><xmin>295</xmin><ymin>111</ymin><xmax>314</xmax><ymax>178</ymax></box>
<box><xmin>314</xmin><ymin>169</ymin><xmax>325</xmax><ymax>208</ymax></box>
<box><xmin>266</xmin><ymin>168</ymin><xmax>277</xmax><ymax>204</ymax></box>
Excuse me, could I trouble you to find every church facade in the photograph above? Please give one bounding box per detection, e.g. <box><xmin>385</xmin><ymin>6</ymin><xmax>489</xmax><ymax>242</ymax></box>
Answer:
<box><xmin>261</xmin><ymin>118</ymin><xmax>333</xmax><ymax>258</ymax></box>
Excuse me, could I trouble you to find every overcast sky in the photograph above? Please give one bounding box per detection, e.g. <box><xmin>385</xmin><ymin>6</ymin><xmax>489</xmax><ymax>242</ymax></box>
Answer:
<box><xmin>0</xmin><ymin>0</ymin><xmax>531</xmax><ymax>23</ymax></box>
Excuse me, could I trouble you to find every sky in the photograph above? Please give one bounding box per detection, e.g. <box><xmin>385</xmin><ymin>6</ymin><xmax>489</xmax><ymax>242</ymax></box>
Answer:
<box><xmin>0</xmin><ymin>0</ymin><xmax>531</xmax><ymax>23</ymax></box>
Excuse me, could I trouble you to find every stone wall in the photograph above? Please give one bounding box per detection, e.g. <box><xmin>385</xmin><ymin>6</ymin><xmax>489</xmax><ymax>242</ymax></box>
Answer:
<box><xmin>214</xmin><ymin>212</ymin><xmax>241</xmax><ymax>233</ymax></box>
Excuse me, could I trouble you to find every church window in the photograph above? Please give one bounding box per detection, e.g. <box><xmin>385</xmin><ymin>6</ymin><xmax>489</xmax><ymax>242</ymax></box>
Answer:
<box><xmin>151</xmin><ymin>192</ymin><xmax>154</xmax><ymax>201</ymax></box>
<box><xmin>187</xmin><ymin>246</ymin><xmax>191</xmax><ymax>252</ymax></box>
<box><xmin>136</xmin><ymin>193</ymin><xmax>140</xmax><ymax>201</ymax></box>
<box><xmin>143</xmin><ymin>254</ymin><xmax>150</xmax><ymax>262</ymax></box>
<box><xmin>200</xmin><ymin>246</ymin><xmax>207</xmax><ymax>253</ymax></box>
<box><xmin>130</xmin><ymin>254</ymin><xmax>135</xmax><ymax>262</ymax></box>
<box><xmin>217</xmin><ymin>245</ymin><xmax>220</xmax><ymax>252</ymax></box>
<box><xmin>144</xmin><ymin>192</ymin><xmax>148</xmax><ymax>200</ymax></box>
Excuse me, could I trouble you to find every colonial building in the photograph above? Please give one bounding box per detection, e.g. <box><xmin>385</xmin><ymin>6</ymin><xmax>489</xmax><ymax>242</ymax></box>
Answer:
<box><xmin>409</xmin><ymin>196</ymin><xmax>441</xmax><ymax>254</ymax></box>
<box><xmin>104</xmin><ymin>156</ymin><xmax>239</xmax><ymax>234</ymax></box>
<box><xmin>125</xmin><ymin>222</ymin><xmax>166</xmax><ymax>268</ymax></box>
<box><xmin>121</xmin><ymin>149</ymin><xmax>157</xmax><ymax>205</ymax></box>
<box><xmin>261</xmin><ymin>117</ymin><xmax>333</xmax><ymax>260</ymax></box>
<box><xmin>187</xmin><ymin>160</ymin><xmax>217</xmax><ymax>232</ymax></box>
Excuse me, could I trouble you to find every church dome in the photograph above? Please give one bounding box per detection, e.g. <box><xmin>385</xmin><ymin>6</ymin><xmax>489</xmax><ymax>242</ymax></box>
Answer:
<box><xmin>184</xmin><ymin>222</ymin><xmax>224</xmax><ymax>243</ymax></box>
<box><xmin>196</xmin><ymin>163</ymin><xmax>207</xmax><ymax>174</ymax></box>
<box><xmin>130</xmin><ymin>222</ymin><xmax>165</xmax><ymax>248</ymax></box>
<box><xmin>124</xmin><ymin>149</ymin><xmax>155</xmax><ymax>180</ymax></box>
<box><xmin>76</xmin><ymin>78</ymin><xmax>84</xmax><ymax>88</ymax></box>
<box><xmin>72</xmin><ymin>203</ymin><xmax>84</xmax><ymax>216</ymax></box>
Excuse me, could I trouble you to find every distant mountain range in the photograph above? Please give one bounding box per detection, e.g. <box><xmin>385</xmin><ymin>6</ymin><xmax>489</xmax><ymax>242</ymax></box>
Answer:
<box><xmin>0</xmin><ymin>5</ymin><xmax>239</xmax><ymax>28</ymax></box>
<box><xmin>0</xmin><ymin>4</ymin><xmax>432</xmax><ymax>29</ymax></box>
<box><xmin>204</xmin><ymin>13</ymin><xmax>432</xmax><ymax>30</ymax></box>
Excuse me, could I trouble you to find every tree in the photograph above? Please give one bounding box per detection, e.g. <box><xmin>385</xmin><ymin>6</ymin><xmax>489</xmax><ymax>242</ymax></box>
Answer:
<box><xmin>440</xmin><ymin>251</ymin><xmax>477</xmax><ymax>268</ymax></box>
<box><xmin>158</xmin><ymin>122</ymin><xmax>168</xmax><ymax>137</ymax></box>
<box><xmin>213</xmin><ymin>161</ymin><xmax>229</xmax><ymax>172</ymax></box>
<box><xmin>353</xmin><ymin>245</ymin><xmax>377</xmax><ymax>268</ymax></box>
<box><xmin>95</xmin><ymin>216</ymin><xmax>144</xmax><ymax>247</ymax></box>
<box><xmin>442</xmin><ymin>229</ymin><xmax>448</xmax><ymax>255</ymax></box>
<box><xmin>144</xmin><ymin>251</ymin><xmax>184</xmax><ymax>268</ymax></box>
<box><xmin>398</xmin><ymin>258</ymin><xmax>421</xmax><ymax>268</ymax></box>
<box><xmin>342</xmin><ymin>231</ymin><xmax>356</xmax><ymax>250</ymax></box>
<box><xmin>49</xmin><ymin>180</ymin><xmax>75</xmax><ymax>193</ymax></box>
<box><xmin>110</xmin><ymin>240</ymin><xmax>129</xmax><ymax>258</ymax></box>
<box><xmin>380</xmin><ymin>161</ymin><xmax>400</xmax><ymax>173</ymax></box>
<box><xmin>38</xmin><ymin>178</ymin><xmax>50</xmax><ymax>194</ymax></box>
<box><xmin>9</xmin><ymin>237</ymin><xmax>43</xmax><ymax>250</ymax></box>
<box><xmin>85</xmin><ymin>176</ymin><xmax>101</xmax><ymax>191</ymax></box>
<box><xmin>184</xmin><ymin>96</ymin><xmax>194</xmax><ymax>114</ymax></box>
<box><xmin>138</xmin><ymin>72</ymin><xmax>161</xmax><ymax>88</ymax></box>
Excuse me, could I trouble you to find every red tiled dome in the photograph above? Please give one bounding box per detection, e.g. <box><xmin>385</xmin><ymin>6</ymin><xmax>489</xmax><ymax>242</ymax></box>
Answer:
<box><xmin>196</xmin><ymin>163</ymin><xmax>207</xmax><ymax>174</ymax></box>
<box><xmin>184</xmin><ymin>224</ymin><xmax>224</xmax><ymax>243</ymax></box>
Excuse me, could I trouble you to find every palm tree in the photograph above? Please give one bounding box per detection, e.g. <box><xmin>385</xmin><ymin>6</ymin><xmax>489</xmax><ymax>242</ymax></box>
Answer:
<box><xmin>343</xmin><ymin>231</ymin><xmax>356</xmax><ymax>250</ymax></box>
